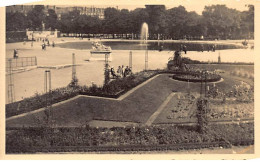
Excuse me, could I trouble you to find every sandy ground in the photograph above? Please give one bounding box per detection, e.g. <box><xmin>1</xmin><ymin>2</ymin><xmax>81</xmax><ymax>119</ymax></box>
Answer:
<box><xmin>5</xmin><ymin>38</ymin><xmax>254</xmax><ymax>103</ymax></box>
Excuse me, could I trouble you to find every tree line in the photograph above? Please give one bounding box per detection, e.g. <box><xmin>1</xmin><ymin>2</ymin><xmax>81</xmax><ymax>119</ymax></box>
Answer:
<box><xmin>6</xmin><ymin>5</ymin><xmax>254</xmax><ymax>40</ymax></box>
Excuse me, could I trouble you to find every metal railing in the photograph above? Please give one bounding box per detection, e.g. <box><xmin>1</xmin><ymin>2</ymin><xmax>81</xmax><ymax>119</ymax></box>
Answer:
<box><xmin>6</xmin><ymin>57</ymin><xmax>37</xmax><ymax>70</ymax></box>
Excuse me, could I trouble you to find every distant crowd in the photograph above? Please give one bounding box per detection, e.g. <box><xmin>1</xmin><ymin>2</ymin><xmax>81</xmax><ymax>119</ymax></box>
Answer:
<box><xmin>110</xmin><ymin>65</ymin><xmax>132</xmax><ymax>78</ymax></box>
<box><xmin>39</xmin><ymin>38</ymin><xmax>55</xmax><ymax>50</ymax></box>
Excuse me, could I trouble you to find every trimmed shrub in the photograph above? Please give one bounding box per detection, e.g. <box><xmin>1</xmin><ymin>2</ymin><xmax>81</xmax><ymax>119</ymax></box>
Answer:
<box><xmin>6</xmin><ymin>123</ymin><xmax>254</xmax><ymax>153</ymax></box>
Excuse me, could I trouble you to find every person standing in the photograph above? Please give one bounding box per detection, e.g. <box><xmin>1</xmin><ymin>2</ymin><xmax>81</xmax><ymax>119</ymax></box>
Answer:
<box><xmin>201</xmin><ymin>44</ymin><xmax>204</xmax><ymax>52</ymax></box>
<box><xmin>13</xmin><ymin>49</ymin><xmax>18</xmax><ymax>58</ymax></box>
<box><xmin>121</xmin><ymin>65</ymin><xmax>125</xmax><ymax>77</ymax></box>
<box><xmin>212</xmin><ymin>45</ymin><xmax>215</xmax><ymax>52</ymax></box>
<box><xmin>117</xmin><ymin>66</ymin><xmax>122</xmax><ymax>77</ymax></box>
<box><xmin>124</xmin><ymin>66</ymin><xmax>130</xmax><ymax>77</ymax></box>
<box><xmin>183</xmin><ymin>45</ymin><xmax>187</xmax><ymax>54</ymax></box>
<box><xmin>180</xmin><ymin>44</ymin><xmax>183</xmax><ymax>51</ymax></box>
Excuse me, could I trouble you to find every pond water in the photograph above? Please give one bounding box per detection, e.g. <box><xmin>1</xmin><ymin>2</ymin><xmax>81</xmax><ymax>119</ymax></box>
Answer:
<box><xmin>57</xmin><ymin>41</ymin><xmax>242</xmax><ymax>51</ymax></box>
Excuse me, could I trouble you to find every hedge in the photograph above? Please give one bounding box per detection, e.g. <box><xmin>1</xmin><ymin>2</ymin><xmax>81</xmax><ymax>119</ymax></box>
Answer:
<box><xmin>6</xmin><ymin>123</ymin><xmax>254</xmax><ymax>153</ymax></box>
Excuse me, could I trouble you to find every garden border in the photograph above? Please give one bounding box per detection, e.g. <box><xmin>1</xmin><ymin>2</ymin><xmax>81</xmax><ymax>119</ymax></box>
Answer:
<box><xmin>6</xmin><ymin>140</ymin><xmax>255</xmax><ymax>153</ymax></box>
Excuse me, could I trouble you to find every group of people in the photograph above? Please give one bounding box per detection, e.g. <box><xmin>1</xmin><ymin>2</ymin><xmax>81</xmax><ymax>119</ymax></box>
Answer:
<box><xmin>41</xmin><ymin>39</ymin><xmax>55</xmax><ymax>50</ymax></box>
<box><xmin>197</xmin><ymin>44</ymin><xmax>216</xmax><ymax>52</ymax></box>
<box><xmin>110</xmin><ymin>65</ymin><xmax>132</xmax><ymax>78</ymax></box>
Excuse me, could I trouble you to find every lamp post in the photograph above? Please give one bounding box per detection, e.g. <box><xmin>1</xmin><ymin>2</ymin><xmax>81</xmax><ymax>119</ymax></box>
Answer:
<box><xmin>145</xmin><ymin>44</ymin><xmax>148</xmax><ymax>71</ymax></box>
<box><xmin>200</xmin><ymin>71</ymin><xmax>203</xmax><ymax>97</ymax></box>
<box><xmin>129</xmin><ymin>51</ymin><xmax>132</xmax><ymax>70</ymax></box>
<box><xmin>44</xmin><ymin>70</ymin><xmax>52</xmax><ymax>124</ymax></box>
<box><xmin>205</xmin><ymin>71</ymin><xmax>207</xmax><ymax>98</ymax></box>
<box><xmin>104</xmin><ymin>52</ymin><xmax>110</xmax><ymax>85</ymax></box>
<box><xmin>188</xmin><ymin>80</ymin><xmax>190</xmax><ymax>95</ymax></box>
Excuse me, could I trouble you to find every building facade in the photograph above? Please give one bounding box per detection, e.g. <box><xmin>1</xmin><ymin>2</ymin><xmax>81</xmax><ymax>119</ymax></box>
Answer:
<box><xmin>6</xmin><ymin>5</ymin><xmax>105</xmax><ymax>19</ymax></box>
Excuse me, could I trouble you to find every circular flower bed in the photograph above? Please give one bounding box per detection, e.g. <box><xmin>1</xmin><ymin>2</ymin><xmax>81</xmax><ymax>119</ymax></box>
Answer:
<box><xmin>172</xmin><ymin>72</ymin><xmax>221</xmax><ymax>83</ymax></box>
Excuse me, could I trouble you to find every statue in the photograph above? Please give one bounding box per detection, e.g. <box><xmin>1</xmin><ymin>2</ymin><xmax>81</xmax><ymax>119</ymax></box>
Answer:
<box><xmin>167</xmin><ymin>50</ymin><xmax>189</xmax><ymax>71</ymax></box>
<box><xmin>173</xmin><ymin>51</ymin><xmax>182</xmax><ymax>68</ymax></box>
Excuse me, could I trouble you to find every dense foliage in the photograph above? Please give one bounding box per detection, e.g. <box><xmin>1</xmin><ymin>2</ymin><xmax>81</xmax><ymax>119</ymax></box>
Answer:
<box><xmin>6</xmin><ymin>5</ymin><xmax>254</xmax><ymax>40</ymax></box>
<box><xmin>6</xmin><ymin>123</ymin><xmax>254</xmax><ymax>153</ymax></box>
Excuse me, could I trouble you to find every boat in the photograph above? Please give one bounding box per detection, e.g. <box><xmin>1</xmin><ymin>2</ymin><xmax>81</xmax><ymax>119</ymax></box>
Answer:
<box><xmin>89</xmin><ymin>41</ymin><xmax>112</xmax><ymax>61</ymax></box>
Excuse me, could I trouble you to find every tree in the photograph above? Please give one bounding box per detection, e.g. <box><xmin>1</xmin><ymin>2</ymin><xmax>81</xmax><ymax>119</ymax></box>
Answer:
<box><xmin>130</xmin><ymin>8</ymin><xmax>149</xmax><ymax>37</ymax></box>
<box><xmin>184</xmin><ymin>12</ymin><xmax>205</xmax><ymax>39</ymax></box>
<box><xmin>45</xmin><ymin>9</ymin><xmax>58</xmax><ymax>30</ymax></box>
<box><xmin>240</xmin><ymin>5</ymin><xmax>254</xmax><ymax>39</ymax></box>
<box><xmin>27</xmin><ymin>5</ymin><xmax>45</xmax><ymax>30</ymax></box>
<box><xmin>202</xmin><ymin>5</ymin><xmax>241</xmax><ymax>39</ymax></box>
<box><xmin>103</xmin><ymin>7</ymin><xmax>120</xmax><ymax>36</ymax></box>
<box><xmin>145</xmin><ymin>5</ymin><xmax>167</xmax><ymax>39</ymax></box>
<box><xmin>6</xmin><ymin>12</ymin><xmax>27</xmax><ymax>31</ymax></box>
<box><xmin>166</xmin><ymin>6</ymin><xmax>188</xmax><ymax>39</ymax></box>
<box><xmin>117</xmin><ymin>9</ymin><xmax>131</xmax><ymax>34</ymax></box>
<box><xmin>58</xmin><ymin>10</ymin><xmax>80</xmax><ymax>34</ymax></box>
<box><xmin>77</xmin><ymin>15</ymin><xmax>102</xmax><ymax>34</ymax></box>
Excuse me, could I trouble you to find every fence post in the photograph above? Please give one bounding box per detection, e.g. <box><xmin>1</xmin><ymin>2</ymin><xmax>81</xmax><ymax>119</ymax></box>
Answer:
<box><xmin>35</xmin><ymin>56</ymin><xmax>37</xmax><ymax>66</ymax></box>
<box><xmin>129</xmin><ymin>51</ymin><xmax>132</xmax><ymax>70</ymax></box>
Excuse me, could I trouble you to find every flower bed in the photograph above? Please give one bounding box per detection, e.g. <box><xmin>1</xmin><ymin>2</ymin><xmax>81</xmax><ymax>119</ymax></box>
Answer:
<box><xmin>166</xmin><ymin>94</ymin><xmax>196</xmax><ymax>120</ymax></box>
<box><xmin>6</xmin><ymin>123</ymin><xmax>254</xmax><ymax>153</ymax></box>
<box><xmin>207</xmin><ymin>82</ymin><xmax>254</xmax><ymax>102</ymax></box>
<box><xmin>172</xmin><ymin>72</ymin><xmax>221</xmax><ymax>82</ymax></box>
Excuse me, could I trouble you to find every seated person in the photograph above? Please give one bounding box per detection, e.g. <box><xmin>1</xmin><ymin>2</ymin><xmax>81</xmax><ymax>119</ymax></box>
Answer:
<box><xmin>110</xmin><ymin>67</ymin><xmax>117</xmax><ymax>78</ymax></box>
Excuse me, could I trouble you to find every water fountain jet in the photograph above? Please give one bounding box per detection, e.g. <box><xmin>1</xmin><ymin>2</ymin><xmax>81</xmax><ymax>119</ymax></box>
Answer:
<box><xmin>141</xmin><ymin>22</ymin><xmax>149</xmax><ymax>70</ymax></box>
<box><xmin>140</xmin><ymin>22</ymin><xmax>149</xmax><ymax>44</ymax></box>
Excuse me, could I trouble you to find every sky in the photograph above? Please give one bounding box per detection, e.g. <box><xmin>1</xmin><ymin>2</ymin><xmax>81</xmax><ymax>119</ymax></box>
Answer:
<box><xmin>116</xmin><ymin>1</ymin><xmax>251</xmax><ymax>15</ymax></box>
<box><xmin>1</xmin><ymin>0</ymin><xmax>255</xmax><ymax>15</ymax></box>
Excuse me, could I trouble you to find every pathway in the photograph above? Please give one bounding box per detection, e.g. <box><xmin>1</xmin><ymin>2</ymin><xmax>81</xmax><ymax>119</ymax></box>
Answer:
<box><xmin>145</xmin><ymin>92</ymin><xmax>176</xmax><ymax>126</ymax></box>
